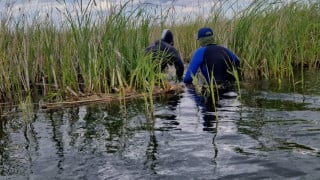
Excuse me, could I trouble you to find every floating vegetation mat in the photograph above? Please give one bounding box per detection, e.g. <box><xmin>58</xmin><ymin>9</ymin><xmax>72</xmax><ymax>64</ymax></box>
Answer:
<box><xmin>41</xmin><ymin>83</ymin><xmax>184</xmax><ymax>110</ymax></box>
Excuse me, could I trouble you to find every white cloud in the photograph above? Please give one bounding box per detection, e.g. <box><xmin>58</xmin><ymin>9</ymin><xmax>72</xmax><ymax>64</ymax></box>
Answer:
<box><xmin>0</xmin><ymin>0</ymin><xmax>257</xmax><ymax>24</ymax></box>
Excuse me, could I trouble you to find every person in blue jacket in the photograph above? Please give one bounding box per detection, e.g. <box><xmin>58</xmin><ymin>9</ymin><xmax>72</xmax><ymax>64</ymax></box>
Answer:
<box><xmin>183</xmin><ymin>27</ymin><xmax>240</xmax><ymax>85</ymax></box>
<box><xmin>145</xmin><ymin>29</ymin><xmax>184</xmax><ymax>81</ymax></box>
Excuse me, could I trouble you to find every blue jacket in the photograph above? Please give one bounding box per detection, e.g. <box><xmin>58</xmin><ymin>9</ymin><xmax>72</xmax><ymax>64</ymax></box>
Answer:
<box><xmin>183</xmin><ymin>44</ymin><xmax>240</xmax><ymax>84</ymax></box>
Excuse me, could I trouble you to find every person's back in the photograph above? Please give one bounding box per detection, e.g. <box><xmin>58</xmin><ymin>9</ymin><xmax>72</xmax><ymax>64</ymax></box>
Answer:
<box><xmin>183</xmin><ymin>27</ymin><xmax>240</xmax><ymax>85</ymax></box>
<box><xmin>145</xmin><ymin>29</ymin><xmax>184</xmax><ymax>81</ymax></box>
<box><xmin>203</xmin><ymin>44</ymin><xmax>238</xmax><ymax>84</ymax></box>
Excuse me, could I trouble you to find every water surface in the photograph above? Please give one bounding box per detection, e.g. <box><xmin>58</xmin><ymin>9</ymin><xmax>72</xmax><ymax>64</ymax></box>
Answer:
<box><xmin>1</xmin><ymin>70</ymin><xmax>320</xmax><ymax>179</ymax></box>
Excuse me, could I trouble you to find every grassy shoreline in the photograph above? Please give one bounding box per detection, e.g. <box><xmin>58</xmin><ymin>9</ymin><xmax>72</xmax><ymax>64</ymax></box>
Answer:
<box><xmin>0</xmin><ymin>0</ymin><xmax>319</xmax><ymax>108</ymax></box>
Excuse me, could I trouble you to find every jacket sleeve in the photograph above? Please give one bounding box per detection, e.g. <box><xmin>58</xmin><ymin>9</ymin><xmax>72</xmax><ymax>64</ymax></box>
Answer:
<box><xmin>225</xmin><ymin>48</ymin><xmax>240</xmax><ymax>67</ymax></box>
<box><xmin>154</xmin><ymin>41</ymin><xmax>183</xmax><ymax>81</ymax></box>
<box><xmin>172</xmin><ymin>52</ymin><xmax>184</xmax><ymax>81</ymax></box>
<box><xmin>165</xmin><ymin>44</ymin><xmax>184</xmax><ymax>81</ymax></box>
<box><xmin>183</xmin><ymin>47</ymin><xmax>206</xmax><ymax>84</ymax></box>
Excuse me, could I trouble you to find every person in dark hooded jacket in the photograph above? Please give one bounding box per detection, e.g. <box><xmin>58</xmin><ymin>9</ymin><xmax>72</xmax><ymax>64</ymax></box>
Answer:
<box><xmin>145</xmin><ymin>29</ymin><xmax>184</xmax><ymax>81</ymax></box>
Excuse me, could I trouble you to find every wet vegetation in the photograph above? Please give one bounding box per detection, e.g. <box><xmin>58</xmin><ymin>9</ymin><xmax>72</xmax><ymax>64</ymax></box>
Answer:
<box><xmin>0</xmin><ymin>0</ymin><xmax>319</xmax><ymax>111</ymax></box>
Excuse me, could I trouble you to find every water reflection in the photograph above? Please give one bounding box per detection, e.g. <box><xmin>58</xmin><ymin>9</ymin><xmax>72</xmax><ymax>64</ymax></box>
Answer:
<box><xmin>184</xmin><ymin>85</ymin><xmax>217</xmax><ymax>132</ymax></box>
<box><xmin>0</xmin><ymin>116</ymin><xmax>8</xmax><ymax>176</ymax></box>
<box><xmin>183</xmin><ymin>84</ymin><xmax>241</xmax><ymax>132</ymax></box>
<box><xmin>2</xmin><ymin>72</ymin><xmax>320</xmax><ymax>179</ymax></box>
<box><xmin>183</xmin><ymin>84</ymin><xmax>242</xmax><ymax>162</ymax></box>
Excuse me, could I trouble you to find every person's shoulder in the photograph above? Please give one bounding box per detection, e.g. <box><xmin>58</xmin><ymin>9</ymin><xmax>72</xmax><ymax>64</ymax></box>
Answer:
<box><xmin>145</xmin><ymin>40</ymin><xmax>161</xmax><ymax>50</ymax></box>
<box><xmin>150</xmin><ymin>40</ymin><xmax>161</xmax><ymax>47</ymax></box>
<box><xmin>160</xmin><ymin>40</ymin><xmax>173</xmax><ymax>48</ymax></box>
<box><xmin>194</xmin><ymin>46</ymin><xmax>207</xmax><ymax>53</ymax></box>
<box><xmin>223</xmin><ymin>46</ymin><xmax>237</xmax><ymax>55</ymax></box>
<box><xmin>210</xmin><ymin>44</ymin><xmax>225</xmax><ymax>49</ymax></box>
<box><xmin>214</xmin><ymin>45</ymin><xmax>234</xmax><ymax>54</ymax></box>
<box><xmin>198</xmin><ymin>46</ymin><xmax>207</xmax><ymax>50</ymax></box>
<box><xmin>191</xmin><ymin>46</ymin><xmax>207</xmax><ymax>59</ymax></box>
<box><xmin>160</xmin><ymin>40</ymin><xmax>179</xmax><ymax>52</ymax></box>
<box><xmin>217</xmin><ymin>44</ymin><xmax>232</xmax><ymax>51</ymax></box>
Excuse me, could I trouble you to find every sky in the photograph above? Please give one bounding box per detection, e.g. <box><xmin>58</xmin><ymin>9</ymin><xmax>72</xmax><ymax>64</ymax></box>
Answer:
<box><xmin>0</xmin><ymin>0</ymin><xmax>252</xmax><ymax>24</ymax></box>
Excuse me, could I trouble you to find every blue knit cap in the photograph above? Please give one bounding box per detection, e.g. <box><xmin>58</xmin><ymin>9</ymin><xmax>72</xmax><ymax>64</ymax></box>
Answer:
<box><xmin>197</xmin><ymin>27</ymin><xmax>214</xmax><ymax>40</ymax></box>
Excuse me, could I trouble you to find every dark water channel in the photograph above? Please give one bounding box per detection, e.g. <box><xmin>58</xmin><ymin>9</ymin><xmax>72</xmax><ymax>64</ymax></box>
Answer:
<box><xmin>1</xmin><ymin>71</ymin><xmax>320</xmax><ymax>179</ymax></box>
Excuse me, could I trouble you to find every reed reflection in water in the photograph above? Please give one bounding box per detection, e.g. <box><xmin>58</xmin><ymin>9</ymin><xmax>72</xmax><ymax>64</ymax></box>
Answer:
<box><xmin>1</xmin><ymin>74</ymin><xmax>320</xmax><ymax>179</ymax></box>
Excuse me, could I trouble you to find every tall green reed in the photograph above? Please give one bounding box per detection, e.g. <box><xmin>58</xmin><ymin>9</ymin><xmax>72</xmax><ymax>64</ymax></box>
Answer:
<box><xmin>232</xmin><ymin>0</ymin><xmax>320</xmax><ymax>87</ymax></box>
<box><xmin>0</xmin><ymin>0</ymin><xmax>157</xmax><ymax>104</ymax></box>
<box><xmin>1</xmin><ymin>0</ymin><xmax>320</xmax><ymax>107</ymax></box>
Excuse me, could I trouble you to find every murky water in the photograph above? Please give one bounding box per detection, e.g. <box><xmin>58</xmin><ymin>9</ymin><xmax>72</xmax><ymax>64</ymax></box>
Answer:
<box><xmin>1</xmin><ymin>70</ymin><xmax>320</xmax><ymax>179</ymax></box>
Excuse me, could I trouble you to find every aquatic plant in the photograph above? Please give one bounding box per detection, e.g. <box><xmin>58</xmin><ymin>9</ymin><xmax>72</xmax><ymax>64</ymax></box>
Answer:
<box><xmin>0</xmin><ymin>0</ymin><xmax>319</xmax><ymax>111</ymax></box>
<box><xmin>232</xmin><ymin>0</ymin><xmax>320</xmax><ymax>83</ymax></box>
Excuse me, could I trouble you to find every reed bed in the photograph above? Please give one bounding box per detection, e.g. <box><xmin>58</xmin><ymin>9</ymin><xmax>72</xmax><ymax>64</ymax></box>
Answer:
<box><xmin>0</xmin><ymin>0</ymin><xmax>319</xmax><ymax>110</ymax></box>
<box><xmin>232</xmin><ymin>0</ymin><xmax>320</xmax><ymax>82</ymax></box>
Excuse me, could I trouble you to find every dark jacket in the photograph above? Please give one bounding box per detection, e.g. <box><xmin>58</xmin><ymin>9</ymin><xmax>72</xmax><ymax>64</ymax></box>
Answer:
<box><xmin>183</xmin><ymin>44</ymin><xmax>240</xmax><ymax>84</ymax></box>
<box><xmin>145</xmin><ymin>40</ymin><xmax>184</xmax><ymax>81</ymax></box>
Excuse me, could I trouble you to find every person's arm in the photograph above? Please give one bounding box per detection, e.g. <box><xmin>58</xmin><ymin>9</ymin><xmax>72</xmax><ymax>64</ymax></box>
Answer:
<box><xmin>161</xmin><ymin>42</ymin><xmax>184</xmax><ymax>81</ymax></box>
<box><xmin>183</xmin><ymin>47</ymin><xmax>206</xmax><ymax>84</ymax></box>
<box><xmin>225</xmin><ymin>48</ymin><xmax>240</xmax><ymax>67</ymax></box>
<box><xmin>172</xmin><ymin>51</ymin><xmax>184</xmax><ymax>81</ymax></box>
<box><xmin>157</xmin><ymin>41</ymin><xmax>183</xmax><ymax>81</ymax></box>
